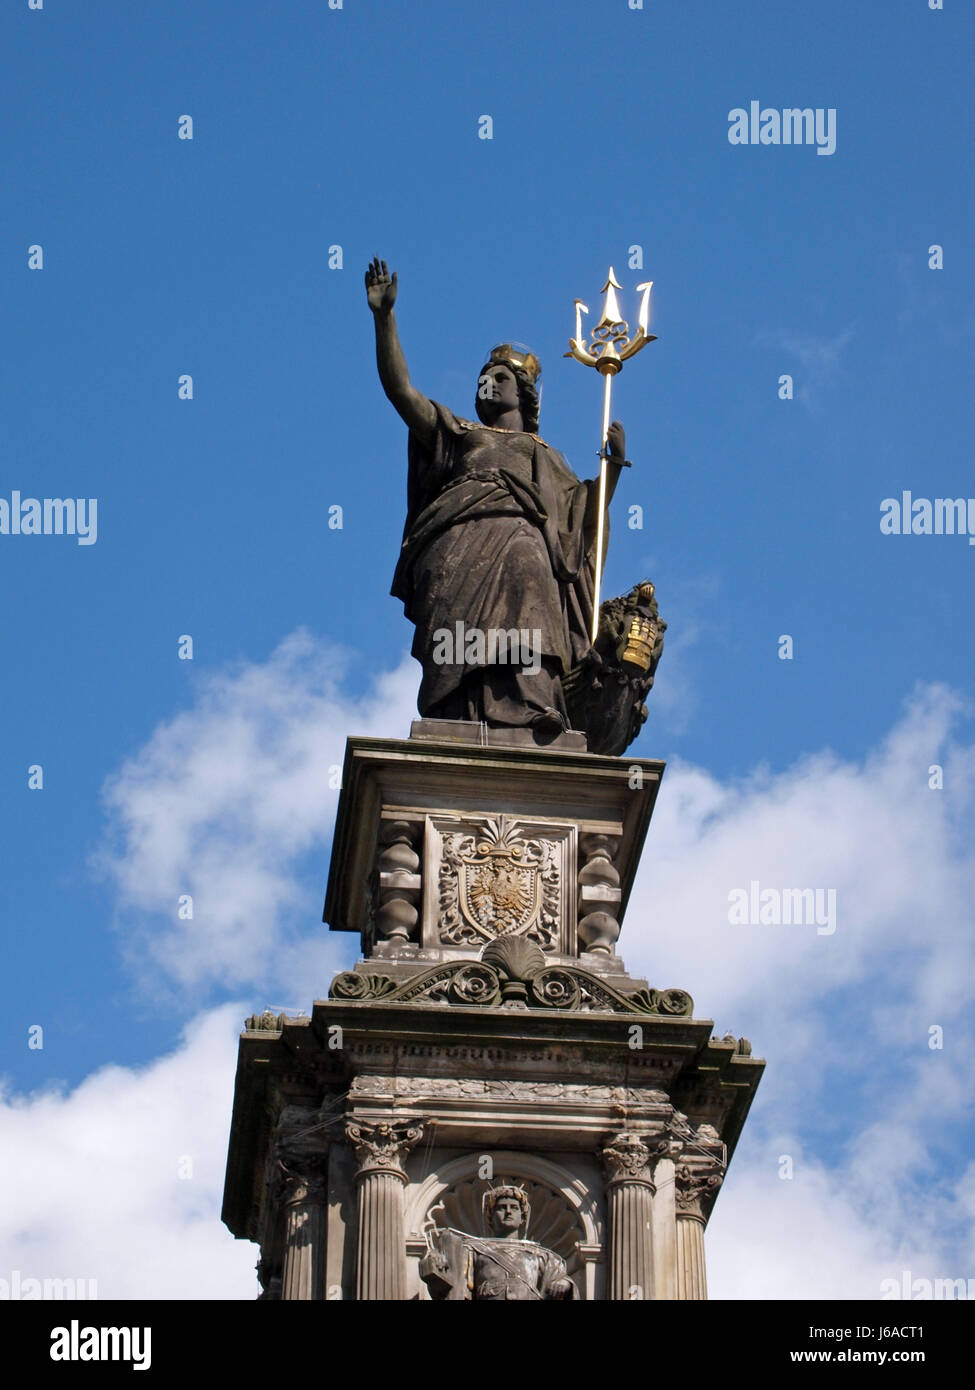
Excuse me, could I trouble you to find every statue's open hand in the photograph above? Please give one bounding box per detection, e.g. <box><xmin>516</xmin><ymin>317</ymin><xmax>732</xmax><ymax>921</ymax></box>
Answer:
<box><xmin>365</xmin><ymin>257</ymin><xmax>397</xmax><ymax>314</ymax></box>
<box><xmin>606</xmin><ymin>420</ymin><xmax>626</xmax><ymax>460</ymax></box>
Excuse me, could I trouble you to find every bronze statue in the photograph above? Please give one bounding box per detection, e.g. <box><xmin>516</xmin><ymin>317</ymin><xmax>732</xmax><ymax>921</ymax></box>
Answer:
<box><xmin>420</xmin><ymin>1184</ymin><xmax>577</xmax><ymax>1300</ymax></box>
<box><xmin>366</xmin><ymin>257</ymin><xmax>664</xmax><ymax>752</ymax></box>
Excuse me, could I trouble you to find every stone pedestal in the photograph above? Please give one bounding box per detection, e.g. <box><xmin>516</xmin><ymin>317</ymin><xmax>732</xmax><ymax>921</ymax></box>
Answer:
<box><xmin>222</xmin><ymin>731</ymin><xmax>762</xmax><ymax>1300</ymax></box>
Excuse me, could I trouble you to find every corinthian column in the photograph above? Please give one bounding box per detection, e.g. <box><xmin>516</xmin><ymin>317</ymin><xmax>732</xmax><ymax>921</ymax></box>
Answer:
<box><xmin>346</xmin><ymin>1119</ymin><xmax>423</xmax><ymax>1301</ymax></box>
<box><xmin>600</xmin><ymin>1132</ymin><xmax>656</xmax><ymax>1301</ymax></box>
<box><xmin>275</xmin><ymin>1155</ymin><xmax>328</xmax><ymax>1301</ymax></box>
<box><xmin>674</xmin><ymin>1147</ymin><xmax>725</xmax><ymax>1300</ymax></box>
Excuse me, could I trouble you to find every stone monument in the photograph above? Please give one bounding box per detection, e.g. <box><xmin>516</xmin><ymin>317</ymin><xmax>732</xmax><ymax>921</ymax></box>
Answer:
<box><xmin>221</xmin><ymin>259</ymin><xmax>763</xmax><ymax>1300</ymax></box>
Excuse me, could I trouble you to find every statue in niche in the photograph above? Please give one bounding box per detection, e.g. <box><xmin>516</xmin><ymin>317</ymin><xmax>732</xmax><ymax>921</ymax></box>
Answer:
<box><xmin>420</xmin><ymin>1183</ymin><xmax>578</xmax><ymax>1301</ymax></box>
<box><xmin>366</xmin><ymin>257</ymin><xmax>662</xmax><ymax>752</ymax></box>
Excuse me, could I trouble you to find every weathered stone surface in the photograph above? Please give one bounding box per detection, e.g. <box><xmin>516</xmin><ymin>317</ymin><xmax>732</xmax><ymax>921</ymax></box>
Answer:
<box><xmin>421</xmin><ymin>1184</ymin><xmax>578</xmax><ymax>1300</ymax></box>
<box><xmin>323</xmin><ymin>734</ymin><xmax>665</xmax><ymax>970</ymax></box>
<box><xmin>224</xmin><ymin>696</ymin><xmax>761</xmax><ymax>1302</ymax></box>
<box><xmin>328</xmin><ymin>945</ymin><xmax>694</xmax><ymax>1018</ymax></box>
<box><xmin>221</xmin><ymin>979</ymin><xmax>762</xmax><ymax>1300</ymax></box>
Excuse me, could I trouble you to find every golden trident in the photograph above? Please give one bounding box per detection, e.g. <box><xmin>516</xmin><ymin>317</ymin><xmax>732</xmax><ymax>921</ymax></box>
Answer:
<box><xmin>565</xmin><ymin>268</ymin><xmax>656</xmax><ymax>643</ymax></box>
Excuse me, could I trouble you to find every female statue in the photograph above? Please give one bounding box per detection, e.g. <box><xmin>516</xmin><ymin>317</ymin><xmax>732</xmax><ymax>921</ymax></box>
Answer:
<box><xmin>366</xmin><ymin>257</ymin><xmax>627</xmax><ymax>737</ymax></box>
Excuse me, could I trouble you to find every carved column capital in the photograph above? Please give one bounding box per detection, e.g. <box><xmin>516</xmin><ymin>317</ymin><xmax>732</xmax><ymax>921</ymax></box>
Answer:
<box><xmin>271</xmin><ymin>1151</ymin><xmax>329</xmax><ymax>1208</ymax></box>
<box><xmin>346</xmin><ymin>1119</ymin><xmax>424</xmax><ymax>1183</ymax></box>
<box><xmin>600</xmin><ymin>1131</ymin><xmax>656</xmax><ymax>1190</ymax></box>
<box><xmin>674</xmin><ymin>1149</ymin><xmax>725</xmax><ymax>1222</ymax></box>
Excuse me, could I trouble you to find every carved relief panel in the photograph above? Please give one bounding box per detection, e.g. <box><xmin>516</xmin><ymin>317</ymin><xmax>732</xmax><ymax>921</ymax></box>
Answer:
<box><xmin>424</xmin><ymin>813</ymin><xmax>576</xmax><ymax>956</ymax></box>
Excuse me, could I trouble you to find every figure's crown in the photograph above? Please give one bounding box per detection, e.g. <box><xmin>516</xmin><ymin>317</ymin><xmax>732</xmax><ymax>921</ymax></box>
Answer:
<box><xmin>487</xmin><ymin>343</ymin><xmax>542</xmax><ymax>384</ymax></box>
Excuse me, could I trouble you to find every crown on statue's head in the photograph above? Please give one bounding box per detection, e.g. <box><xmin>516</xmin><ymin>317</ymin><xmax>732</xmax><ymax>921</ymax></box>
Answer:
<box><xmin>486</xmin><ymin>343</ymin><xmax>542</xmax><ymax>385</ymax></box>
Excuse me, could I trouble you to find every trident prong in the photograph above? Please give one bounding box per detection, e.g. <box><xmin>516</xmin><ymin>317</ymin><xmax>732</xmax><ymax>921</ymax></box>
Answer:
<box><xmin>566</xmin><ymin>267</ymin><xmax>657</xmax><ymax>643</ymax></box>
<box><xmin>634</xmin><ymin>281</ymin><xmax>653</xmax><ymax>339</ymax></box>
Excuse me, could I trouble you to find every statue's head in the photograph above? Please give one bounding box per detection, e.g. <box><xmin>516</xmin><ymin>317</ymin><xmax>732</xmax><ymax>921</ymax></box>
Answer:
<box><xmin>483</xmin><ymin>1183</ymin><xmax>531</xmax><ymax>1237</ymax></box>
<box><xmin>475</xmin><ymin>344</ymin><xmax>541</xmax><ymax>434</ymax></box>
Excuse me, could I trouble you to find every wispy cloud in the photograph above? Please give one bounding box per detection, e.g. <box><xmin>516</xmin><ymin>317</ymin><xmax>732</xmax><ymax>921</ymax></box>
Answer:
<box><xmin>757</xmin><ymin>325</ymin><xmax>856</xmax><ymax>408</ymax></box>
<box><xmin>94</xmin><ymin>629</ymin><xmax>419</xmax><ymax>1002</ymax></box>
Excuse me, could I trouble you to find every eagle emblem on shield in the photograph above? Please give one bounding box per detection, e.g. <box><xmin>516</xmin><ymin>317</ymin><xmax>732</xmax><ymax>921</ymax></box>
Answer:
<box><xmin>457</xmin><ymin>818</ymin><xmax>541</xmax><ymax>939</ymax></box>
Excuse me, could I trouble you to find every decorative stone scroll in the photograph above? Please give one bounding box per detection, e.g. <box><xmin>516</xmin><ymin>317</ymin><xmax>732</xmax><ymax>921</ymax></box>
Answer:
<box><xmin>330</xmin><ymin>935</ymin><xmax>693</xmax><ymax>1018</ymax></box>
<box><xmin>346</xmin><ymin>1119</ymin><xmax>424</xmax><ymax>1180</ymax></box>
<box><xmin>244</xmin><ymin>1009</ymin><xmax>291</xmax><ymax>1032</ymax></box>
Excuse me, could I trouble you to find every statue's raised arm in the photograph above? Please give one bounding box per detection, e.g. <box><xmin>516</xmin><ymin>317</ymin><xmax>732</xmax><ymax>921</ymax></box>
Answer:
<box><xmin>365</xmin><ymin>257</ymin><xmax>436</xmax><ymax>447</ymax></box>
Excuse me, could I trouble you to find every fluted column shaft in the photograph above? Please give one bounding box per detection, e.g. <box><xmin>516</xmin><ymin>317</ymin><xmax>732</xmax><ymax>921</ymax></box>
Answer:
<box><xmin>606</xmin><ymin>1177</ymin><xmax>654</xmax><ymax>1299</ymax></box>
<box><xmin>676</xmin><ymin>1212</ymin><xmax>707</xmax><ymax>1299</ymax></box>
<box><xmin>277</xmin><ymin>1160</ymin><xmax>327</xmax><ymax>1301</ymax></box>
<box><xmin>346</xmin><ymin>1119</ymin><xmax>423</xmax><ymax>1302</ymax></box>
<box><xmin>601</xmin><ymin>1133</ymin><xmax>655</xmax><ymax>1301</ymax></box>
<box><xmin>355</xmin><ymin>1169</ymin><xmax>408</xmax><ymax>1300</ymax></box>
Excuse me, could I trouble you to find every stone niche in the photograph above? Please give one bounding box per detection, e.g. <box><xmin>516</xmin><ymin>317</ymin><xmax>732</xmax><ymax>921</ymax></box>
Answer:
<box><xmin>221</xmin><ymin>730</ymin><xmax>763</xmax><ymax>1301</ymax></box>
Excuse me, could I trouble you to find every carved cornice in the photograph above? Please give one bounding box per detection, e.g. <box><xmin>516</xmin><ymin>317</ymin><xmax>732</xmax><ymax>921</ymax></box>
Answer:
<box><xmin>345</xmin><ymin>1119</ymin><xmax>424</xmax><ymax>1182</ymax></box>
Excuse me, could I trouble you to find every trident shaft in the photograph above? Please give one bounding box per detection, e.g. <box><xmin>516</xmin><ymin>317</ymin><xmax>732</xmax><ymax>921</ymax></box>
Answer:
<box><xmin>565</xmin><ymin>268</ymin><xmax>656</xmax><ymax>643</ymax></box>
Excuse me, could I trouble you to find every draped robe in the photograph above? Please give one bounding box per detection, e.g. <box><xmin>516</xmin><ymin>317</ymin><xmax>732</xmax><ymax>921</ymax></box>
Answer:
<box><xmin>391</xmin><ymin>401</ymin><xmax>600</xmax><ymax>724</ymax></box>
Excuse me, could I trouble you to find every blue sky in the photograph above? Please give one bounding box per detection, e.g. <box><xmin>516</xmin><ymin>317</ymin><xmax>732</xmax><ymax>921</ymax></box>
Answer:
<box><xmin>1</xmin><ymin>0</ymin><xmax>973</xmax><ymax>1299</ymax></box>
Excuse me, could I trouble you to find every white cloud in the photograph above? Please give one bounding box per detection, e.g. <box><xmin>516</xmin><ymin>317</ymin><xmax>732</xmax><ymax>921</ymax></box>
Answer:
<box><xmin>95</xmin><ymin>630</ymin><xmax>419</xmax><ymax>1001</ymax></box>
<box><xmin>0</xmin><ymin>1007</ymin><xmax>257</xmax><ymax>1300</ymax></box>
<box><xmin>623</xmin><ymin>681</ymin><xmax>975</xmax><ymax>1296</ymax></box>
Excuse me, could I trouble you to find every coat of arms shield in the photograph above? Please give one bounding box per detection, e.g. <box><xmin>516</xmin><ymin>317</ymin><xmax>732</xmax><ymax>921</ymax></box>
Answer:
<box><xmin>456</xmin><ymin>819</ymin><xmax>542</xmax><ymax>938</ymax></box>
